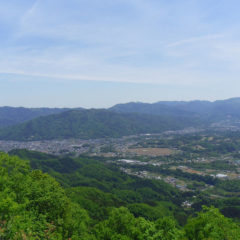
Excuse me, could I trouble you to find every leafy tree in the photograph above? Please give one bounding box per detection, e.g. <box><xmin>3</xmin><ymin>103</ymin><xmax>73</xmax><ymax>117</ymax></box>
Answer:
<box><xmin>0</xmin><ymin>153</ymin><xmax>90</xmax><ymax>239</ymax></box>
<box><xmin>184</xmin><ymin>206</ymin><xmax>240</xmax><ymax>240</ymax></box>
<box><xmin>93</xmin><ymin>207</ymin><xmax>183</xmax><ymax>240</ymax></box>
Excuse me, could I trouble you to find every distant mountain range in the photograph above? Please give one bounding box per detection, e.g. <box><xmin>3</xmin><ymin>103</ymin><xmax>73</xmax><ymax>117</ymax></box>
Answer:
<box><xmin>110</xmin><ymin>98</ymin><xmax>240</xmax><ymax>121</ymax></box>
<box><xmin>0</xmin><ymin>109</ymin><xmax>196</xmax><ymax>140</ymax></box>
<box><xmin>0</xmin><ymin>107</ymin><xmax>70</xmax><ymax>128</ymax></box>
<box><xmin>0</xmin><ymin>98</ymin><xmax>240</xmax><ymax>140</ymax></box>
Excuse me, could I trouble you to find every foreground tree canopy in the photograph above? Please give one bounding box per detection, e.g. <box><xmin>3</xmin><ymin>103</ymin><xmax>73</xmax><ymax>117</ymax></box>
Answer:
<box><xmin>0</xmin><ymin>152</ymin><xmax>240</xmax><ymax>239</ymax></box>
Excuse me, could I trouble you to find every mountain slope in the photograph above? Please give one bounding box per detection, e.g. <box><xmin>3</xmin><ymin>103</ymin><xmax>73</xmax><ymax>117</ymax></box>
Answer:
<box><xmin>0</xmin><ymin>106</ymin><xmax>70</xmax><ymax>128</ymax></box>
<box><xmin>0</xmin><ymin>109</ymin><xmax>197</xmax><ymax>140</ymax></box>
<box><xmin>110</xmin><ymin>102</ymin><xmax>194</xmax><ymax>117</ymax></box>
<box><xmin>110</xmin><ymin>98</ymin><xmax>240</xmax><ymax>122</ymax></box>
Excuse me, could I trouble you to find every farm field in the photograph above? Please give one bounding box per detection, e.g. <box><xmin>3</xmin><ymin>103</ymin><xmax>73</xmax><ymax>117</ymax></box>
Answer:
<box><xmin>127</xmin><ymin>147</ymin><xmax>176</xmax><ymax>156</ymax></box>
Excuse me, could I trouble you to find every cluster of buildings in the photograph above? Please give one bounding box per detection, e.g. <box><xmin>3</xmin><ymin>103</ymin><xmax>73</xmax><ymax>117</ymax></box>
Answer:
<box><xmin>0</xmin><ymin>139</ymin><xmax>90</xmax><ymax>155</ymax></box>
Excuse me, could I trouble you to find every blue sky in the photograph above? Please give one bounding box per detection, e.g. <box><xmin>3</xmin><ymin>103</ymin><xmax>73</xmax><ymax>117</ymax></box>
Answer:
<box><xmin>0</xmin><ymin>0</ymin><xmax>240</xmax><ymax>108</ymax></box>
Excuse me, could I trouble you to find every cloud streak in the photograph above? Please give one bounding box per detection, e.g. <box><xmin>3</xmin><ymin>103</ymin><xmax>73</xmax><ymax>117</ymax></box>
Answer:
<box><xmin>0</xmin><ymin>0</ymin><xmax>240</xmax><ymax>106</ymax></box>
<box><xmin>166</xmin><ymin>34</ymin><xmax>224</xmax><ymax>48</ymax></box>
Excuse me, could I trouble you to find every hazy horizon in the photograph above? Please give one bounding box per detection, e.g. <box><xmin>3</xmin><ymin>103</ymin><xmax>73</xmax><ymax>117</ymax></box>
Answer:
<box><xmin>1</xmin><ymin>95</ymin><xmax>240</xmax><ymax>109</ymax></box>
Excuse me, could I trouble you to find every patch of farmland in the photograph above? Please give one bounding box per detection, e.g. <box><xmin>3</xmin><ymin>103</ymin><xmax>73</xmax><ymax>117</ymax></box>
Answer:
<box><xmin>127</xmin><ymin>148</ymin><xmax>176</xmax><ymax>156</ymax></box>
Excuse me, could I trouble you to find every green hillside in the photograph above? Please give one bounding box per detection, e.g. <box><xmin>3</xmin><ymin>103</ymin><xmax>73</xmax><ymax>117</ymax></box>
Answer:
<box><xmin>111</xmin><ymin>98</ymin><xmax>240</xmax><ymax>121</ymax></box>
<box><xmin>0</xmin><ymin>109</ymin><xmax>197</xmax><ymax>140</ymax></box>
<box><xmin>0</xmin><ymin>106</ymin><xmax>70</xmax><ymax>128</ymax></box>
<box><xmin>1</xmin><ymin>151</ymin><xmax>240</xmax><ymax>239</ymax></box>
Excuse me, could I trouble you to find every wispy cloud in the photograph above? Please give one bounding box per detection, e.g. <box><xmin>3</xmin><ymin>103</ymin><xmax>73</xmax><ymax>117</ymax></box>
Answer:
<box><xmin>0</xmin><ymin>0</ymin><xmax>240</xmax><ymax>95</ymax></box>
<box><xmin>166</xmin><ymin>34</ymin><xmax>224</xmax><ymax>48</ymax></box>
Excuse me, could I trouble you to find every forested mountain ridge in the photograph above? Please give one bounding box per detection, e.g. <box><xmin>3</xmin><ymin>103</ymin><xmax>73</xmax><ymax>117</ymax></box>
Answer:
<box><xmin>0</xmin><ymin>109</ymin><xmax>198</xmax><ymax>141</ymax></box>
<box><xmin>0</xmin><ymin>106</ymin><xmax>71</xmax><ymax>128</ymax></box>
<box><xmin>1</xmin><ymin>151</ymin><xmax>240</xmax><ymax>239</ymax></box>
<box><xmin>110</xmin><ymin>97</ymin><xmax>240</xmax><ymax>121</ymax></box>
<box><xmin>1</xmin><ymin>98</ymin><xmax>240</xmax><ymax>140</ymax></box>
<box><xmin>1</xmin><ymin>98</ymin><xmax>240</xmax><ymax>130</ymax></box>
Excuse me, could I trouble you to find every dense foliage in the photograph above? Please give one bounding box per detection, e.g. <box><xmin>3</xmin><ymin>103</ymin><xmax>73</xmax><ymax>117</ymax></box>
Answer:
<box><xmin>0</xmin><ymin>109</ymin><xmax>194</xmax><ymax>140</ymax></box>
<box><xmin>0</xmin><ymin>153</ymin><xmax>90</xmax><ymax>239</ymax></box>
<box><xmin>9</xmin><ymin>149</ymin><xmax>183</xmax><ymax>221</ymax></box>
<box><xmin>1</xmin><ymin>151</ymin><xmax>240</xmax><ymax>239</ymax></box>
